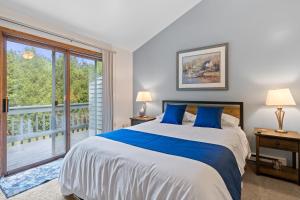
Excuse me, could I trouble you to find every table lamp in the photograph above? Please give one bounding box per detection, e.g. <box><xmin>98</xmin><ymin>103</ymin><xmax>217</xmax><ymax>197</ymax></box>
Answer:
<box><xmin>266</xmin><ymin>88</ymin><xmax>296</xmax><ymax>133</ymax></box>
<box><xmin>136</xmin><ymin>91</ymin><xmax>152</xmax><ymax>117</ymax></box>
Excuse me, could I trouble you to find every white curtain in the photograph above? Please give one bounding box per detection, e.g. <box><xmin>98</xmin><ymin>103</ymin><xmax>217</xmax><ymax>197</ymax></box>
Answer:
<box><xmin>102</xmin><ymin>50</ymin><xmax>114</xmax><ymax>132</ymax></box>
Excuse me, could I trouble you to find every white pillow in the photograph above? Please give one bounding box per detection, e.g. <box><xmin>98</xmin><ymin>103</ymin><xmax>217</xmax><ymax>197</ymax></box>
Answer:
<box><xmin>183</xmin><ymin>112</ymin><xmax>196</xmax><ymax>122</ymax></box>
<box><xmin>221</xmin><ymin>113</ymin><xmax>240</xmax><ymax>127</ymax></box>
<box><xmin>157</xmin><ymin>112</ymin><xmax>196</xmax><ymax>122</ymax></box>
<box><xmin>156</xmin><ymin>113</ymin><xmax>164</xmax><ymax>120</ymax></box>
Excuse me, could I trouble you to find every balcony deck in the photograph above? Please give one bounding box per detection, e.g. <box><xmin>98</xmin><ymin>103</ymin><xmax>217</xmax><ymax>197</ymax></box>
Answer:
<box><xmin>7</xmin><ymin>131</ymin><xmax>89</xmax><ymax>171</ymax></box>
<box><xmin>5</xmin><ymin>103</ymin><xmax>102</xmax><ymax>173</ymax></box>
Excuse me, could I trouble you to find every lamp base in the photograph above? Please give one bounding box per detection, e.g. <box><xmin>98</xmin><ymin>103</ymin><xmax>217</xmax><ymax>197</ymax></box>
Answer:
<box><xmin>275</xmin><ymin>107</ymin><xmax>287</xmax><ymax>134</ymax></box>
<box><xmin>275</xmin><ymin>129</ymin><xmax>288</xmax><ymax>134</ymax></box>
<box><xmin>138</xmin><ymin>102</ymin><xmax>146</xmax><ymax>117</ymax></box>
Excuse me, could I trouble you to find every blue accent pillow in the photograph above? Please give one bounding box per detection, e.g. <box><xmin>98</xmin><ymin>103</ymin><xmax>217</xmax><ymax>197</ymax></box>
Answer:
<box><xmin>194</xmin><ymin>107</ymin><xmax>223</xmax><ymax>129</ymax></box>
<box><xmin>161</xmin><ymin>104</ymin><xmax>187</xmax><ymax>125</ymax></box>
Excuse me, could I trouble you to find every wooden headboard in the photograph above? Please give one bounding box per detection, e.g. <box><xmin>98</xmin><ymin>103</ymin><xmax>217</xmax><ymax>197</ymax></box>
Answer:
<box><xmin>162</xmin><ymin>100</ymin><xmax>244</xmax><ymax>129</ymax></box>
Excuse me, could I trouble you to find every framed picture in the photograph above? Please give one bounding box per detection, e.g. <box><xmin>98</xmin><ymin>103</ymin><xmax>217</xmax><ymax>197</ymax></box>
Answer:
<box><xmin>177</xmin><ymin>43</ymin><xmax>228</xmax><ymax>90</ymax></box>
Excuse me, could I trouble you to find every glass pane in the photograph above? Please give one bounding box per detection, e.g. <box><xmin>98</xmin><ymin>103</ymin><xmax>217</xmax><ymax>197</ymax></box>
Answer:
<box><xmin>6</xmin><ymin>41</ymin><xmax>66</xmax><ymax>171</ymax></box>
<box><xmin>70</xmin><ymin>56</ymin><xmax>102</xmax><ymax>147</ymax></box>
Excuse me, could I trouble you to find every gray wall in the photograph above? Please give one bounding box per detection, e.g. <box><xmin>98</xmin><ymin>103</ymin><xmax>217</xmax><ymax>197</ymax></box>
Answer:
<box><xmin>133</xmin><ymin>0</ymin><xmax>300</xmax><ymax>157</ymax></box>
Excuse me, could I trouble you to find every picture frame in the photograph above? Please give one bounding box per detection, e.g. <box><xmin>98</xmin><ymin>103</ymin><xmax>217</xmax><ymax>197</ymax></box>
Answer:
<box><xmin>176</xmin><ymin>43</ymin><xmax>228</xmax><ymax>90</ymax></box>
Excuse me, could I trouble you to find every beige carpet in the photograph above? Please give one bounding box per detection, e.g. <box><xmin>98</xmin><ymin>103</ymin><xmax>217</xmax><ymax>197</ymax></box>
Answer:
<box><xmin>0</xmin><ymin>166</ymin><xmax>299</xmax><ymax>200</ymax></box>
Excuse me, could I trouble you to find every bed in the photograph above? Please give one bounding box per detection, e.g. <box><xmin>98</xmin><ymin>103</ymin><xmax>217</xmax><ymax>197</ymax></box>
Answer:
<box><xmin>59</xmin><ymin>100</ymin><xmax>251</xmax><ymax>200</ymax></box>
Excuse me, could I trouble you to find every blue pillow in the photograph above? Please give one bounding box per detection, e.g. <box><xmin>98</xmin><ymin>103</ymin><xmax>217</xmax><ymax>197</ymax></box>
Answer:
<box><xmin>161</xmin><ymin>104</ymin><xmax>187</xmax><ymax>125</ymax></box>
<box><xmin>194</xmin><ymin>107</ymin><xmax>223</xmax><ymax>129</ymax></box>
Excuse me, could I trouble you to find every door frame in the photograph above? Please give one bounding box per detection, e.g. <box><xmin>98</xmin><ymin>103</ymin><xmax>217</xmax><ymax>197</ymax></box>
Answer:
<box><xmin>0</xmin><ymin>31</ymin><xmax>7</xmax><ymax>176</ymax></box>
<box><xmin>0</xmin><ymin>26</ymin><xmax>102</xmax><ymax>176</ymax></box>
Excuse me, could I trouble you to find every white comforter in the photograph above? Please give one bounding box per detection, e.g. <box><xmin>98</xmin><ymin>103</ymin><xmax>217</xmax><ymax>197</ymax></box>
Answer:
<box><xmin>59</xmin><ymin>120</ymin><xmax>251</xmax><ymax>200</ymax></box>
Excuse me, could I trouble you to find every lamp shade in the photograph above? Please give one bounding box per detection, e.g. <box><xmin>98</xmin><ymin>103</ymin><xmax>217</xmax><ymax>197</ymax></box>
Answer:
<box><xmin>136</xmin><ymin>91</ymin><xmax>152</xmax><ymax>102</ymax></box>
<box><xmin>266</xmin><ymin>88</ymin><xmax>296</xmax><ymax>106</ymax></box>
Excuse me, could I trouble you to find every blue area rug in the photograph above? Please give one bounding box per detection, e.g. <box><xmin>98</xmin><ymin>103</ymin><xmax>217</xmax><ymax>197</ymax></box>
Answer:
<box><xmin>0</xmin><ymin>159</ymin><xmax>63</xmax><ymax>198</ymax></box>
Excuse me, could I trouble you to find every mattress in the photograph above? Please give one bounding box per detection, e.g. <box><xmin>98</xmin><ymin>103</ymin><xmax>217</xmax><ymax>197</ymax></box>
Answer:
<box><xmin>58</xmin><ymin>120</ymin><xmax>251</xmax><ymax>200</ymax></box>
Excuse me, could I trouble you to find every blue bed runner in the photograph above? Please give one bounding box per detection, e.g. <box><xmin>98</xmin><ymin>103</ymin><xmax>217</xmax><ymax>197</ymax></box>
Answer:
<box><xmin>97</xmin><ymin>129</ymin><xmax>241</xmax><ymax>200</ymax></box>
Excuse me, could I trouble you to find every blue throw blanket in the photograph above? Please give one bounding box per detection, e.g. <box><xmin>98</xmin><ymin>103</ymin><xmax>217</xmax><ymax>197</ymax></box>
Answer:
<box><xmin>97</xmin><ymin>129</ymin><xmax>241</xmax><ymax>200</ymax></box>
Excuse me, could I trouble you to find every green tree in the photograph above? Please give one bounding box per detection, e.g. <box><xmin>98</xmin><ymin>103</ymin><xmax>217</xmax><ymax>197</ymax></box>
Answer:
<box><xmin>7</xmin><ymin>48</ymin><xmax>103</xmax><ymax>106</ymax></box>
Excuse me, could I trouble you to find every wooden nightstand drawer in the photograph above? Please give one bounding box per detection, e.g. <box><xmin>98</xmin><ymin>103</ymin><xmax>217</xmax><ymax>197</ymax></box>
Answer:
<box><xmin>130</xmin><ymin>116</ymin><xmax>156</xmax><ymax>126</ymax></box>
<box><xmin>131</xmin><ymin>119</ymin><xmax>144</xmax><ymax>126</ymax></box>
<box><xmin>259</xmin><ymin>137</ymin><xmax>298</xmax><ymax>152</ymax></box>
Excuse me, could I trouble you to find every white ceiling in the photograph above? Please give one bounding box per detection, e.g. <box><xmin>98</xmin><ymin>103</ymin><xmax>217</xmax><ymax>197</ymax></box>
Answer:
<box><xmin>0</xmin><ymin>0</ymin><xmax>202</xmax><ymax>51</ymax></box>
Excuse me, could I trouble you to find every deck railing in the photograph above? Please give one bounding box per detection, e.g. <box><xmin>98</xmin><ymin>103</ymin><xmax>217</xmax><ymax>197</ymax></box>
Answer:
<box><xmin>7</xmin><ymin>103</ymin><xmax>90</xmax><ymax>146</ymax></box>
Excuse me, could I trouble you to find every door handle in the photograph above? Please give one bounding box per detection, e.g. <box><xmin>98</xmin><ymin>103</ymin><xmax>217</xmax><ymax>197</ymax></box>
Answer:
<box><xmin>2</xmin><ymin>96</ymin><xmax>9</xmax><ymax>113</ymax></box>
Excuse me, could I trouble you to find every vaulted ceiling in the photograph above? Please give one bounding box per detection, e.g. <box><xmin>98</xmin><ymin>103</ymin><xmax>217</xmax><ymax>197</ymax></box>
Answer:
<box><xmin>0</xmin><ymin>0</ymin><xmax>202</xmax><ymax>51</ymax></box>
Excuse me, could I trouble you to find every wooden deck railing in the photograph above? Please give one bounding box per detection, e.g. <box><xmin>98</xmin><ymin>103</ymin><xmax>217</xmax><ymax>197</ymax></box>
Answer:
<box><xmin>7</xmin><ymin>103</ymin><xmax>90</xmax><ymax>146</ymax></box>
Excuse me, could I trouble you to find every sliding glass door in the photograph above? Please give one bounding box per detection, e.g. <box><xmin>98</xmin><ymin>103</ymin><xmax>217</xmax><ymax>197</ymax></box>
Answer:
<box><xmin>5</xmin><ymin>40</ymin><xmax>66</xmax><ymax>172</ymax></box>
<box><xmin>0</xmin><ymin>28</ymin><xmax>103</xmax><ymax>176</ymax></box>
<box><xmin>70</xmin><ymin>55</ymin><xmax>103</xmax><ymax>147</ymax></box>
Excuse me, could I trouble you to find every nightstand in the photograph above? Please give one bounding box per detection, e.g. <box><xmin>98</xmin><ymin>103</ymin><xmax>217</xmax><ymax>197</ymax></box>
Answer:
<box><xmin>255</xmin><ymin>128</ymin><xmax>300</xmax><ymax>184</ymax></box>
<box><xmin>130</xmin><ymin>116</ymin><xmax>156</xmax><ymax>126</ymax></box>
